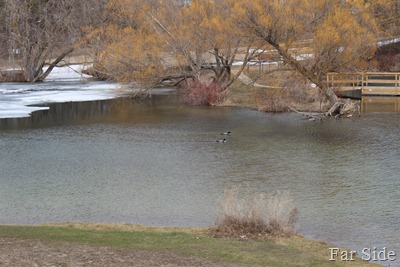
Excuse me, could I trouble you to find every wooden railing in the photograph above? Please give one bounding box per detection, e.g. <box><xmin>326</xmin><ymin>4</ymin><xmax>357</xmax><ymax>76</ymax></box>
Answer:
<box><xmin>327</xmin><ymin>72</ymin><xmax>400</xmax><ymax>96</ymax></box>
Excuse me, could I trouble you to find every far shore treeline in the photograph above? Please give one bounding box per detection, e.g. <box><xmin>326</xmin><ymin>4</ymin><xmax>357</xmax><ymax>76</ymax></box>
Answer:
<box><xmin>0</xmin><ymin>0</ymin><xmax>399</xmax><ymax>113</ymax></box>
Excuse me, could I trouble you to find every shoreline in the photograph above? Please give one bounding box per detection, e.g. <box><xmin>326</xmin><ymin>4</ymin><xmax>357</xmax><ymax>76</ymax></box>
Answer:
<box><xmin>0</xmin><ymin>78</ymin><xmax>391</xmax><ymax>266</ymax></box>
<box><xmin>0</xmin><ymin>223</ymin><xmax>381</xmax><ymax>266</ymax></box>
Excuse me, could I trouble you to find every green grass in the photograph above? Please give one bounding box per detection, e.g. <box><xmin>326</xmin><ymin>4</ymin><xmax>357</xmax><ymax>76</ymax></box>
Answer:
<box><xmin>0</xmin><ymin>224</ymin><xmax>379</xmax><ymax>267</ymax></box>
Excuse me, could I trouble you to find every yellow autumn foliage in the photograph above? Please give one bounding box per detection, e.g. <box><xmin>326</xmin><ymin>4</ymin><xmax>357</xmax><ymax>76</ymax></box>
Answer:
<box><xmin>85</xmin><ymin>0</ymin><xmax>396</xmax><ymax>102</ymax></box>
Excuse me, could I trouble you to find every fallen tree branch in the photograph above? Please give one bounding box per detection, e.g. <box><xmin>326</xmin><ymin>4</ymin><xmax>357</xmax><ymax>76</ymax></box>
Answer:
<box><xmin>281</xmin><ymin>101</ymin><xmax>324</xmax><ymax>121</ymax></box>
<box><xmin>325</xmin><ymin>98</ymin><xmax>360</xmax><ymax>118</ymax></box>
<box><xmin>326</xmin><ymin>101</ymin><xmax>343</xmax><ymax>117</ymax></box>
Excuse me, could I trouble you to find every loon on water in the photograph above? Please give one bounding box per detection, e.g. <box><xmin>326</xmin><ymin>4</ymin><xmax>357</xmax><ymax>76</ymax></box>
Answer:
<box><xmin>221</xmin><ymin>131</ymin><xmax>231</xmax><ymax>136</ymax></box>
<box><xmin>216</xmin><ymin>138</ymin><xmax>227</xmax><ymax>143</ymax></box>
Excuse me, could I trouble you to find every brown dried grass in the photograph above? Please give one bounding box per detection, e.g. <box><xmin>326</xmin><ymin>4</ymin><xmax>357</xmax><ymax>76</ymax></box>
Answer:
<box><xmin>250</xmin><ymin>71</ymin><xmax>322</xmax><ymax>112</ymax></box>
<box><xmin>178</xmin><ymin>81</ymin><xmax>226</xmax><ymax>106</ymax></box>
<box><xmin>213</xmin><ymin>186</ymin><xmax>298</xmax><ymax>239</ymax></box>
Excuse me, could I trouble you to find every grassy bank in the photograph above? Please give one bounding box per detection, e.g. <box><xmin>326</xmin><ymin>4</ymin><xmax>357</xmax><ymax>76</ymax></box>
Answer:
<box><xmin>225</xmin><ymin>67</ymin><xmax>329</xmax><ymax>113</ymax></box>
<box><xmin>0</xmin><ymin>223</ymin><xmax>379</xmax><ymax>267</ymax></box>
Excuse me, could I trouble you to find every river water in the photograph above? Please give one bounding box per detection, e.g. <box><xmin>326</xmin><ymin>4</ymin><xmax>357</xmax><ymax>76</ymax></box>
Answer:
<box><xmin>0</xmin><ymin>79</ymin><xmax>400</xmax><ymax>265</ymax></box>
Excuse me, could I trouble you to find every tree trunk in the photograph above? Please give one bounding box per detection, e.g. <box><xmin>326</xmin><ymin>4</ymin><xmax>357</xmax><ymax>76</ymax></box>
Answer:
<box><xmin>34</xmin><ymin>47</ymin><xmax>74</xmax><ymax>82</ymax></box>
<box><xmin>266</xmin><ymin>38</ymin><xmax>339</xmax><ymax>106</ymax></box>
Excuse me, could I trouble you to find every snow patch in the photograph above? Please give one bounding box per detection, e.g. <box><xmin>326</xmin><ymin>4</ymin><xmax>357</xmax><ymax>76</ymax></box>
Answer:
<box><xmin>0</xmin><ymin>65</ymin><xmax>120</xmax><ymax>119</ymax></box>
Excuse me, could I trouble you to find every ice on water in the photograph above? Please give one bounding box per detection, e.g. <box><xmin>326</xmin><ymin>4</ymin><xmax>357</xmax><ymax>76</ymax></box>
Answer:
<box><xmin>0</xmin><ymin>65</ymin><xmax>119</xmax><ymax>118</ymax></box>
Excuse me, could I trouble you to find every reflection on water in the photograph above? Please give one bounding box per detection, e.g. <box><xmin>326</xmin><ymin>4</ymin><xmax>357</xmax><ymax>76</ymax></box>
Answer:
<box><xmin>0</xmin><ymin>95</ymin><xmax>179</xmax><ymax>130</ymax></box>
<box><xmin>0</xmin><ymin>96</ymin><xmax>400</xmax><ymax>265</ymax></box>
<box><xmin>362</xmin><ymin>97</ymin><xmax>400</xmax><ymax>113</ymax></box>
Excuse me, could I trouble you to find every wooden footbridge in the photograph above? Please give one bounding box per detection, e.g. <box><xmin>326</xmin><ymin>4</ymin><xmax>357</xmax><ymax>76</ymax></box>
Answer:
<box><xmin>327</xmin><ymin>72</ymin><xmax>400</xmax><ymax>98</ymax></box>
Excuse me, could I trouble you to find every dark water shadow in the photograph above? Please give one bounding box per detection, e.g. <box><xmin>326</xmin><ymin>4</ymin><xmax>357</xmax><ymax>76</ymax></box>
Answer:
<box><xmin>0</xmin><ymin>94</ymin><xmax>180</xmax><ymax>130</ymax></box>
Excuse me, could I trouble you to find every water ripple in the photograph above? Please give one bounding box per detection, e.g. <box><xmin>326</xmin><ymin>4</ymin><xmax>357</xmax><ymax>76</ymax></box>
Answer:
<box><xmin>0</xmin><ymin>98</ymin><xmax>399</xmax><ymax>265</ymax></box>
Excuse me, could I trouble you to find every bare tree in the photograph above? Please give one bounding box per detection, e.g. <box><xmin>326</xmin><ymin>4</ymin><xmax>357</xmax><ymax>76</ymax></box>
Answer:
<box><xmin>370</xmin><ymin>0</ymin><xmax>400</xmax><ymax>37</ymax></box>
<box><xmin>0</xmin><ymin>0</ymin><xmax>8</xmax><ymax>61</ymax></box>
<box><xmin>0</xmin><ymin>0</ymin><xmax>104</xmax><ymax>82</ymax></box>
<box><xmin>87</xmin><ymin>0</ymin><xmax>263</xmax><ymax>105</ymax></box>
<box><xmin>229</xmin><ymin>0</ymin><xmax>382</xmax><ymax>107</ymax></box>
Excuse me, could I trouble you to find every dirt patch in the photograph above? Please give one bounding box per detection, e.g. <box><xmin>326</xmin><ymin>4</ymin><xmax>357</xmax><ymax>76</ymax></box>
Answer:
<box><xmin>0</xmin><ymin>238</ymin><xmax>245</xmax><ymax>267</ymax></box>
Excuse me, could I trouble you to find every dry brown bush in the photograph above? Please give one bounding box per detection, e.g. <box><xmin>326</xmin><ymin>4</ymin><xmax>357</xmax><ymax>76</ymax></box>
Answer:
<box><xmin>280</xmin><ymin>74</ymin><xmax>320</xmax><ymax>104</ymax></box>
<box><xmin>178</xmin><ymin>81</ymin><xmax>226</xmax><ymax>106</ymax></box>
<box><xmin>257</xmin><ymin>92</ymin><xmax>287</xmax><ymax>112</ymax></box>
<box><xmin>212</xmin><ymin>186</ymin><xmax>298</xmax><ymax>239</ymax></box>
<box><xmin>376</xmin><ymin>53</ymin><xmax>400</xmax><ymax>72</ymax></box>
<box><xmin>255</xmin><ymin>71</ymin><xmax>322</xmax><ymax>112</ymax></box>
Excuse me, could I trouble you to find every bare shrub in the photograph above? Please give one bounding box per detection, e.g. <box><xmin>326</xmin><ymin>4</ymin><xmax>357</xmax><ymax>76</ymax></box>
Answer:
<box><xmin>266</xmin><ymin>191</ymin><xmax>298</xmax><ymax>236</ymax></box>
<box><xmin>376</xmin><ymin>53</ymin><xmax>400</xmax><ymax>72</ymax></box>
<box><xmin>178</xmin><ymin>80</ymin><xmax>226</xmax><ymax>106</ymax></box>
<box><xmin>255</xmin><ymin>71</ymin><xmax>321</xmax><ymax>112</ymax></box>
<box><xmin>213</xmin><ymin>185</ymin><xmax>298</xmax><ymax>238</ymax></box>
<box><xmin>258</xmin><ymin>95</ymin><xmax>287</xmax><ymax>112</ymax></box>
<box><xmin>280</xmin><ymin>73</ymin><xmax>320</xmax><ymax>104</ymax></box>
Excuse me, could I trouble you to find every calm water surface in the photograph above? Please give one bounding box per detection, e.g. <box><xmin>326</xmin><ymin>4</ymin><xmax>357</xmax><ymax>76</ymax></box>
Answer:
<box><xmin>0</xmin><ymin>95</ymin><xmax>399</xmax><ymax>264</ymax></box>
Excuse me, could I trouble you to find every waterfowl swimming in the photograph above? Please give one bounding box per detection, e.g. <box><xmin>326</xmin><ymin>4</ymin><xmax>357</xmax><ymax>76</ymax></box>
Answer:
<box><xmin>216</xmin><ymin>138</ymin><xmax>227</xmax><ymax>143</ymax></box>
<box><xmin>221</xmin><ymin>131</ymin><xmax>231</xmax><ymax>136</ymax></box>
